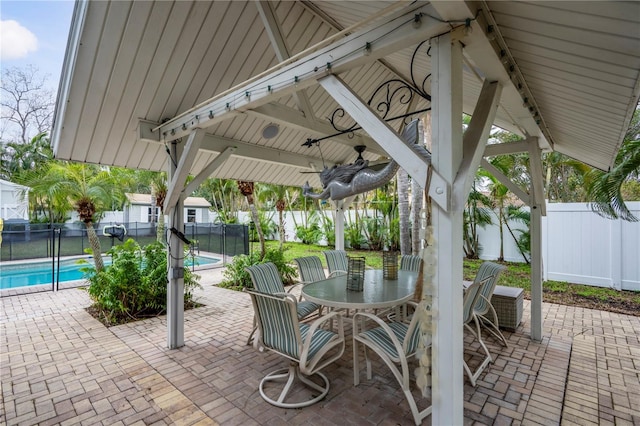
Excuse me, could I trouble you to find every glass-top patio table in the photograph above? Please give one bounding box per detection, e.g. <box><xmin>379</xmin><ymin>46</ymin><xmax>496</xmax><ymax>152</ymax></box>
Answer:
<box><xmin>301</xmin><ymin>269</ymin><xmax>418</xmax><ymax>310</ymax></box>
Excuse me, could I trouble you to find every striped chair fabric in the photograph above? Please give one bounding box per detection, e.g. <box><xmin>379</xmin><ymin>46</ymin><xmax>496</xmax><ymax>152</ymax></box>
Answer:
<box><xmin>293</xmin><ymin>256</ymin><xmax>326</xmax><ymax>283</ymax></box>
<box><xmin>323</xmin><ymin>250</ymin><xmax>348</xmax><ymax>276</ymax></box>
<box><xmin>246</xmin><ymin>262</ymin><xmax>319</xmax><ymax>320</ymax></box>
<box><xmin>399</xmin><ymin>255</ymin><xmax>422</xmax><ymax>272</ymax></box>
<box><xmin>472</xmin><ymin>261</ymin><xmax>508</xmax><ymax>347</ymax></box>
<box><xmin>247</xmin><ymin>289</ymin><xmax>346</xmax><ymax>408</ymax></box>
<box><xmin>353</xmin><ymin>300</ymin><xmax>430</xmax><ymax>424</ymax></box>
<box><xmin>463</xmin><ymin>278</ymin><xmax>493</xmax><ymax>386</ymax></box>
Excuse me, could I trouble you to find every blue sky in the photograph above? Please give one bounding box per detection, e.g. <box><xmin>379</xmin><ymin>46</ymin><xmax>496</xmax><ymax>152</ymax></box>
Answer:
<box><xmin>1</xmin><ymin>1</ymin><xmax>75</xmax><ymax>91</ymax></box>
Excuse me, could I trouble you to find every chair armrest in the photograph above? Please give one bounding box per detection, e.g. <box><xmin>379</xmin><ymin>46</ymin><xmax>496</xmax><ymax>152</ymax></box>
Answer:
<box><xmin>353</xmin><ymin>311</ymin><xmax>405</xmax><ymax>358</ymax></box>
<box><xmin>306</xmin><ymin>310</ymin><xmax>344</xmax><ymax>340</ymax></box>
<box><xmin>327</xmin><ymin>270</ymin><xmax>347</xmax><ymax>278</ymax></box>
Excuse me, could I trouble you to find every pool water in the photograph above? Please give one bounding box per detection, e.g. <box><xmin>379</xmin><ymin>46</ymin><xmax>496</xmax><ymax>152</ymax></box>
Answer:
<box><xmin>0</xmin><ymin>256</ymin><xmax>220</xmax><ymax>290</ymax></box>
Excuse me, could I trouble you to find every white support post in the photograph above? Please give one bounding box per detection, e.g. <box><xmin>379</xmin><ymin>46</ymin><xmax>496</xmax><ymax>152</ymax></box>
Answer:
<box><xmin>334</xmin><ymin>200</ymin><xmax>345</xmax><ymax>251</ymax></box>
<box><xmin>430</xmin><ymin>32</ymin><xmax>464</xmax><ymax>423</ymax></box>
<box><xmin>167</xmin><ymin>141</ymin><xmax>185</xmax><ymax>349</ymax></box>
<box><xmin>530</xmin><ymin>203</ymin><xmax>542</xmax><ymax>342</ymax></box>
<box><xmin>528</xmin><ymin>139</ymin><xmax>544</xmax><ymax>342</ymax></box>
<box><xmin>333</xmin><ymin>196</ymin><xmax>353</xmax><ymax>251</ymax></box>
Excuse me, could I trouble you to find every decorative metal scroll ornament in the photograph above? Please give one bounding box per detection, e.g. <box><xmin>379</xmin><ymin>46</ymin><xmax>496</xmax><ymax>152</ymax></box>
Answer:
<box><xmin>328</xmin><ymin>40</ymin><xmax>432</xmax><ymax>137</ymax></box>
<box><xmin>302</xmin><ymin>119</ymin><xmax>430</xmax><ymax>201</ymax></box>
<box><xmin>302</xmin><ymin>41</ymin><xmax>433</xmax><ymax>201</ymax></box>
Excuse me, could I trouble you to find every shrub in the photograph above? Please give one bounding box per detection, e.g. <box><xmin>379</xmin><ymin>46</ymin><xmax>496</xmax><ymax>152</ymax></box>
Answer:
<box><xmin>84</xmin><ymin>239</ymin><xmax>201</xmax><ymax>325</ymax></box>
<box><xmin>295</xmin><ymin>222</ymin><xmax>323</xmax><ymax>245</ymax></box>
<box><xmin>219</xmin><ymin>247</ymin><xmax>297</xmax><ymax>290</ymax></box>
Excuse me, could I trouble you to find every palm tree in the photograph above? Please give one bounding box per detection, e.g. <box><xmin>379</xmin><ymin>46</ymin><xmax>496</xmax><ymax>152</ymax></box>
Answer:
<box><xmin>150</xmin><ymin>173</ymin><xmax>167</xmax><ymax>243</ymax></box>
<box><xmin>237</xmin><ymin>180</ymin><xmax>266</xmax><ymax>259</ymax></box>
<box><xmin>397</xmin><ymin>170</ymin><xmax>411</xmax><ymax>255</ymax></box>
<box><xmin>23</xmin><ymin>162</ymin><xmax>119</xmax><ymax>271</ymax></box>
<box><xmin>584</xmin><ymin>108</ymin><xmax>640</xmax><ymax>222</ymax></box>
<box><xmin>256</xmin><ymin>183</ymin><xmax>289</xmax><ymax>249</ymax></box>
<box><xmin>463</xmin><ymin>183</ymin><xmax>493</xmax><ymax>259</ymax></box>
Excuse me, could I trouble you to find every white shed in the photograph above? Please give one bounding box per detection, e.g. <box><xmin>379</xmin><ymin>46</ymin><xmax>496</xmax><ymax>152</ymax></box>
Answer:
<box><xmin>0</xmin><ymin>179</ymin><xmax>30</xmax><ymax>220</ymax></box>
<box><xmin>123</xmin><ymin>193</ymin><xmax>211</xmax><ymax>224</ymax></box>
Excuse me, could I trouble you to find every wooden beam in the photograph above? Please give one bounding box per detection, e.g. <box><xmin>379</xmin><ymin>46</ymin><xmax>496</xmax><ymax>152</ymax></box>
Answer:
<box><xmin>138</xmin><ymin>119</ymin><xmax>331</xmax><ymax>171</ymax></box>
<box><xmin>528</xmin><ymin>137</ymin><xmax>546</xmax><ymax>215</ymax></box>
<box><xmin>183</xmin><ymin>147</ymin><xmax>236</xmax><ymax>196</ymax></box>
<box><xmin>157</xmin><ymin>2</ymin><xmax>452</xmax><ymax>141</ymax></box>
<box><xmin>453</xmin><ymin>80</ymin><xmax>502</xmax><ymax>209</ymax></box>
<box><xmin>430</xmin><ymin>32</ymin><xmax>464</xmax><ymax>425</ymax></box>
<box><xmin>483</xmin><ymin>140</ymin><xmax>530</xmax><ymax>157</ymax></box>
<box><xmin>318</xmin><ymin>74</ymin><xmax>449</xmax><ymax>211</ymax></box>
<box><xmin>165</xmin><ymin>129</ymin><xmax>205</xmax><ymax>214</ymax></box>
<box><xmin>255</xmin><ymin>0</ymin><xmax>315</xmax><ymax>121</ymax></box>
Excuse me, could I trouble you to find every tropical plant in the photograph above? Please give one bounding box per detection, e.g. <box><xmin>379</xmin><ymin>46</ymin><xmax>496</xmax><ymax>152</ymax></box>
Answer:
<box><xmin>248</xmin><ymin>210</ymin><xmax>277</xmax><ymax>242</ymax></box>
<box><xmin>20</xmin><ymin>163</ymin><xmax>120</xmax><ymax>270</ymax></box>
<box><xmin>295</xmin><ymin>210</ymin><xmax>323</xmax><ymax>245</ymax></box>
<box><xmin>256</xmin><ymin>183</ymin><xmax>290</xmax><ymax>249</ymax></box>
<box><xmin>194</xmin><ymin>177</ymin><xmax>240</xmax><ymax>223</ymax></box>
<box><xmin>150</xmin><ymin>173</ymin><xmax>167</xmax><ymax>243</ymax></box>
<box><xmin>219</xmin><ymin>247</ymin><xmax>297</xmax><ymax>290</ymax></box>
<box><xmin>84</xmin><ymin>239</ymin><xmax>201</xmax><ymax>325</ymax></box>
<box><xmin>505</xmin><ymin>205</ymin><xmax>531</xmax><ymax>263</ymax></box>
<box><xmin>463</xmin><ymin>184</ymin><xmax>493</xmax><ymax>259</ymax></box>
<box><xmin>584</xmin><ymin>108</ymin><xmax>640</xmax><ymax>221</ymax></box>
<box><xmin>237</xmin><ymin>181</ymin><xmax>265</xmax><ymax>259</ymax></box>
<box><xmin>319</xmin><ymin>212</ymin><xmax>335</xmax><ymax>247</ymax></box>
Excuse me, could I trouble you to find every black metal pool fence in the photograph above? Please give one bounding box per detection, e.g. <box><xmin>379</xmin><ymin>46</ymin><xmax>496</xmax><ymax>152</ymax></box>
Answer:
<box><xmin>0</xmin><ymin>222</ymin><xmax>249</xmax><ymax>262</ymax></box>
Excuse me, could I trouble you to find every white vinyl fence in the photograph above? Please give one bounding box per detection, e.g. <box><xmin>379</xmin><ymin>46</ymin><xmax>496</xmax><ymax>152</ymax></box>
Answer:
<box><xmin>542</xmin><ymin>202</ymin><xmax>639</xmax><ymax>291</ymax></box>
<box><xmin>232</xmin><ymin>203</ymin><xmax>640</xmax><ymax>291</ymax></box>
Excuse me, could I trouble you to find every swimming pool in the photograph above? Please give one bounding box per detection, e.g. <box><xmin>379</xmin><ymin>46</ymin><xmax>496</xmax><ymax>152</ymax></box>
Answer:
<box><xmin>0</xmin><ymin>255</ymin><xmax>220</xmax><ymax>290</ymax></box>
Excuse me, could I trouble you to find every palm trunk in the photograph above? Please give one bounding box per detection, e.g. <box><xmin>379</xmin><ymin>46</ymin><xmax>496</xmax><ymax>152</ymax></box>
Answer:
<box><xmin>411</xmin><ymin>179</ymin><xmax>422</xmax><ymax>255</ymax></box>
<box><xmin>156</xmin><ymin>211</ymin><xmax>165</xmax><ymax>245</ymax></box>
<box><xmin>85</xmin><ymin>223</ymin><xmax>104</xmax><ymax>271</ymax></box>
<box><xmin>278</xmin><ymin>209</ymin><xmax>285</xmax><ymax>250</ymax></box>
<box><xmin>249</xmin><ymin>202</ymin><xmax>266</xmax><ymax>259</ymax></box>
<box><xmin>398</xmin><ymin>169</ymin><xmax>410</xmax><ymax>255</ymax></box>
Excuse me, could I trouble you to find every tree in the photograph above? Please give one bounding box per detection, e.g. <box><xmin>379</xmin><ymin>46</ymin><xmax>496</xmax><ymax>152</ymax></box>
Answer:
<box><xmin>150</xmin><ymin>173</ymin><xmax>168</xmax><ymax>243</ymax></box>
<box><xmin>256</xmin><ymin>183</ymin><xmax>289</xmax><ymax>250</ymax></box>
<box><xmin>1</xmin><ymin>132</ymin><xmax>53</xmax><ymax>181</ymax></box>
<box><xmin>397</xmin><ymin>169</ymin><xmax>411</xmax><ymax>255</ymax></box>
<box><xmin>463</xmin><ymin>184</ymin><xmax>493</xmax><ymax>259</ymax></box>
<box><xmin>194</xmin><ymin>177</ymin><xmax>240</xmax><ymax>223</ymax></box>
<box><xmin>237</xmin><ymin>181</ymin><xmax>265</xmax><ymax>259</ymax></box>
<box><xmin>584</xmin><ymin>107</ymin><xmax>640</xmax><ymax>221</ymax></box>
<box><xmin>22</xmin><ymin>163</ymin><xmax>120</xmax><ymax>271</ymax></box>
<box><xmin>1</xmin><ymin>65</ymin><xmax>55</xmax><ymax>144</ymax></box>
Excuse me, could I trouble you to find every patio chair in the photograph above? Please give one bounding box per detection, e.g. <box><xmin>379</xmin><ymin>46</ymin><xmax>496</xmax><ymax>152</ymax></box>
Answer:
<box><xmin>245</xmin><ymin>263</ymin><xmax>321</xmax><ymax>345</ymax></box>
<box><xmin>293</xmin><ymin>255</ymin><xmax>347</xmax><ymax>283</ymax></box>
<box><xmin>463</xmin><ymin>277</ymin><xmax>494</xmax><ymax>387</ymax></box>
<box><xmin>247</xmin><ymin>289</ymin><xmax>345</xmax><ymax>408</ymax></box>
<box><xmin>323</xmin><ymin>250</ymin><xmax>348</xmax><ymax>276</ymax></box>
<box><xmin>400</xmin><ymin>254</ymin><xmax>422</xmax><ymax>272</ymax></box>
<box><xmin>472</xmin><ymin>262</ymin><xmax>508</xmax><ymax>347</ymax></box>
<box><xmin>353</xmin><ymin>301</ymin><xmax>431</xmax><ymax>425</ymax></box>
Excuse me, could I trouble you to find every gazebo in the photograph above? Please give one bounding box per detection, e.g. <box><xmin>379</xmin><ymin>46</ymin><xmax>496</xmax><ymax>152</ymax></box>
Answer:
<box><xmin>51</xmin><ymin>1</ymin><xmax>640</xmax><ymax>422</ymax></box>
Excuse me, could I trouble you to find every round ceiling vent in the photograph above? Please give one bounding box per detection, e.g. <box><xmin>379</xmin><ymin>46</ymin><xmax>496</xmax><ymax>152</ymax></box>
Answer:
<box><xmin>262</xmin><ymin>123</ymin><xmax>279</xmax><ymax>139</ymax></box>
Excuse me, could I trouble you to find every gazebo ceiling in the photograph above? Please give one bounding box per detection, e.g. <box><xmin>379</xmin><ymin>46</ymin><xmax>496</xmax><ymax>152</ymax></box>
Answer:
<box><xmin>52</xmin><ymin>1</ymin><xmax>640</xmax><ymax>187</ymax></box>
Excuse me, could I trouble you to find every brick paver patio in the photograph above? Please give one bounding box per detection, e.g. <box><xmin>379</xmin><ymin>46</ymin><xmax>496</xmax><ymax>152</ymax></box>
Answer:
<box><xmin>1</xmin><ymin>268</ymin><xmax>639</xmax><ymax>425</ymax></box>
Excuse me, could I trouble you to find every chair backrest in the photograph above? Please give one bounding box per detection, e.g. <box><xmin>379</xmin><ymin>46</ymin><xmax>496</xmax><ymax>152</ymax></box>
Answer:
<box><xmin>293</xmin><ymin>256</ymin><xmax>326</xmax><ymax>283</ymax></box>
<box><xmin>473</xmin><ymin>262</ymin><xmax>507</xmax><ymax>315</ymax></box>
<box><xmin>246</xmin><ymin>262</ymin><xmax>286</xmax><ymax>294</ymax></box>
<box><xmin>248</xmin><ymin>290</ymin><xmax>302</xmax><ymax>359</ymax></box>
<box><xmin>400</xmin><ymin>255</ymin><xmax>422</xmax><ymax>272</ymax></box>
<box><xmin>463</xmin><ymin>279</ymin><xmax>486</xmax><ymax>324</ymax></box>
<box><xmin>323</xmin><ymin>250</ymin><xmax>348</xmax><ymax>275</ymax></box>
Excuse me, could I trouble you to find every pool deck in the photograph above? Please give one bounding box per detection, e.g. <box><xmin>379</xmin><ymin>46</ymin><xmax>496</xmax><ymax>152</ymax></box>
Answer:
<box><xmin>1</xmin><ymin>267</ymin><xmax>639</xmax><ymax>425</ymax></box>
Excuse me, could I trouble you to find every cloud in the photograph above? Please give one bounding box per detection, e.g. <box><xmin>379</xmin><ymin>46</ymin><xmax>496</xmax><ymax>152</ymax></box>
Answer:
<box><xmin>1</xmin><ymin>20</ymin><xmax>38</xmax><ymax>60</ymax></box>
